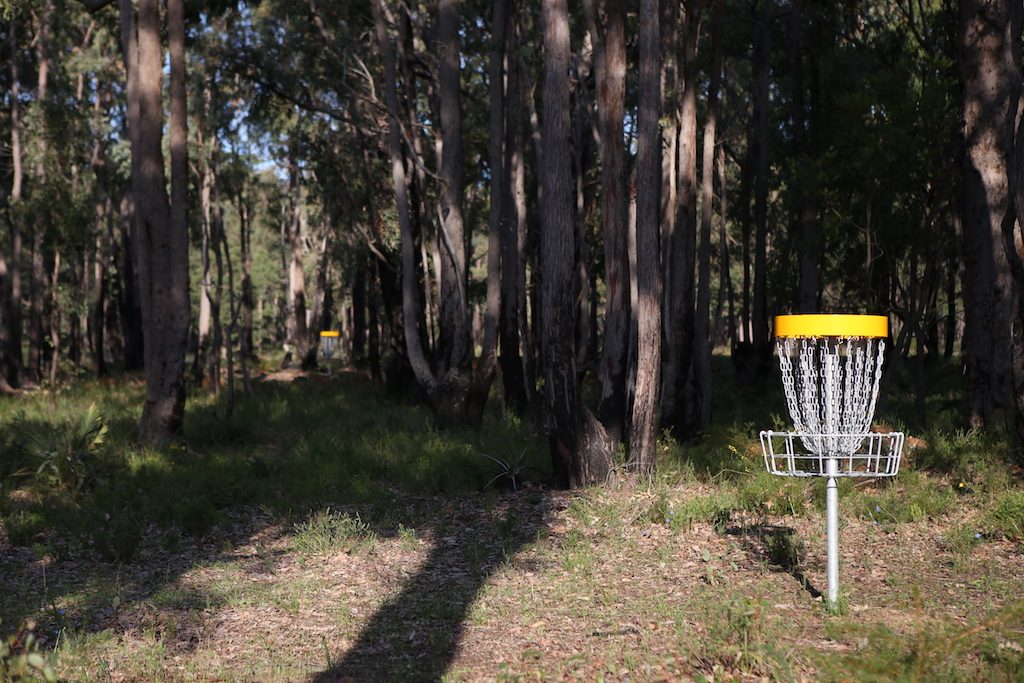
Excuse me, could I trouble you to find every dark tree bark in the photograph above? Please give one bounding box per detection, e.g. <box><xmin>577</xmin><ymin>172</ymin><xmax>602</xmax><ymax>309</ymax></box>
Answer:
<box><xmin>117</xmin><ymin>192</ymin><xmax>144</xmax><ymax>371</ymax></box>
<box><xmin>958</xmin><ymin>0</ymin><xmax>1017</xmax><ymax>427</ymax></box>
<box><xmin>1000</xmin><ymin>1</ymin><xmax>1024</xmax><ymax>444</ymax></box>
<box><xmin>693</xmin><ymin>0</ymin><xmax>722</xmax><ymax>431</ymax></box>
<box><xmin>28</xmin><ymin>0</ymin><xmax>54</xmax><ymax>385</ymax></box>
<box><xmin>499</xmin><ymin>1</ymin><xmax>529</xmax><ymax>414</ymax></box>
<box><xmin>128</xmin><ymin>0</ymin><xmax>190</xmax><ymax>444</ymax></box>
<box><xmin>585</xmin><ymin>0</ymin><xmax>630</xmax><ymax>444</ymax></box>
<box><xmin>541</xmin><ymin>0</ymin><xmax>614</xmax><ymax>487</ymax></box>
<box><xmin>790</xmin><ymin>0</ymin><xmax>819</xmax><ymax>312</ymax></box>
<box><xmin>285</xmin><ymin>150</ymin><xmax>311</xmax><ymax>368</ymax></box>
<box><xmin>662</xmin><ymin>0</ymin><xmax>700</xmax><ymax>432</ymax></box>
<box><xmin>436</xmin><ymin>0</ymin><xmax>469</xmax><ymax>379</ymax></box>
<box><xmin>751</xmin><ymin>0</ymin><xmax>772</xmax><ymax>358</ymax></box>
<box><xmin>630</xmin><ymin>0</ymin><xmax>663</xmax><ymax>473</ymax></box>
<box><xmin>4</xmin><ymin>18</ymin><xmax>25</xmax><ymax>389</ymax></box>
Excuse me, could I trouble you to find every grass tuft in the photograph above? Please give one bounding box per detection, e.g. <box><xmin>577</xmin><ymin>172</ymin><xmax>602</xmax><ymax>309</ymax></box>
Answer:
<box><xmin>292</xmin><ymin>508</ymin><xmax>377</xmax><ymax>555</ymax></box>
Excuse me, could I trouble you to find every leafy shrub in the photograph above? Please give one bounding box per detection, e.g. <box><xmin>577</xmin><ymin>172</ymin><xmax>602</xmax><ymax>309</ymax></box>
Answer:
<box><xmin>2</xmin><ymin>511</ymin><xmax>47</xmax><ymax>547</ymax></box>
<box><xmin>737</xmin><ymin>472</ymin><xmax>807</xmax><ymax>516</ymax></box>
<box><xmin>984</xmin><ymin>490</ymin><xmax>1024</xmax><ymax>541</ymax></box>
<box><xmin>93</xmin><ymin>513</ymin><xmax>143</xmax><ymax>564</ymax></box>
<box><xmin>0</xmin><ymin>620</ymin><xmax>57</xmax><ymax>682</ymax></box>
<box><xmin>915</xmin><ymin>428</ymin><xmax>983</xmax><ymax>477</ymax></box>
<box><xmin>11</xmin><ymin>404</ymin><xmax>107</xmax><ymax>493</ymax></box>
<box><xmin>178</xmin><ymin>497</ymin><xmax>217</xmax><ymax>539</ymax></box>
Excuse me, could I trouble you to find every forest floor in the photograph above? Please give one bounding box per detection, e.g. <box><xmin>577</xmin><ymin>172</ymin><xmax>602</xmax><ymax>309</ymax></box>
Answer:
<box><xmin>1</xmin><ymin>362</ymin><xmax>1024</xmax><ymax>681</ymax></box>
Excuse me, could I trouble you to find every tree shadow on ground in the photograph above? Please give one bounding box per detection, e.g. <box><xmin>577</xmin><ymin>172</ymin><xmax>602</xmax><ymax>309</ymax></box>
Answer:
<box><xmin>0</xmin><ymin>373</ymin><xmax>552</xmax><ymax>676</ymax></box>
<box><xmin>310</xmin><ymin>490</ymin><xmax>550</xmax><ymax>682</ymax></box>
<box><xmin>727</xmin><ymin>522</ymin><xmax>822</xmax><ymax>600</ymax></box>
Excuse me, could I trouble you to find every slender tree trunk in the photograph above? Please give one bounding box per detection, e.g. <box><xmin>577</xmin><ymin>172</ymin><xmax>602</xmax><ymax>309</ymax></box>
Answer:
<box><xmin>791</xmin><ymin>0</ymin><xmax>819</xmax><ymax>312</ymax></box>
<box><xmin>209</xmin><ymin>161</ymin><xmax>225</xmax><ymax>393</ymax></box>
<box><xmin>28</xmin><ymin>0</ymin><xmax>53</xmax><ymax>385</ymax></box>
<box><xmin>751</xmin><ymin>0</ymin><xmax>772</xmax><ymax>358</ymax></box>
<box><xmin>541</xmin><ymin>0</ymin><xmax>613</xmax><ymax>487</ymax></box>
<box><xmin>237</xmin><ymin>192</ymin><xmax>255</xmax><ymax>359</ymax></box>
<box><xmin>194</xmin><ymin>127</ymin><xmax>214</xmax><ymax>385</ymax></box>
<box><xmin>499</xmin><ymin>1</ymin><xmax>528</xmax><ymax>413</ymax></box>
<box><xmin>5</xmin><ymin>19</ymin><xmax>24</xmax><ymax>388</ymax></box>
<box><xmin>585</xmin><ymin>0</ymin><xmax>630</xmax><ymax>444</ymax></box>
<box><xmin>1000</xmin><ymin>0</ymin><xmax>1024</xmax><ymax>445</ymax></box>
<box><xmin>693</xmin><ymin>0</ymin><xmax>722</xmax><ymax>431</ymax></box>
<box><xmin>117</xmin><ymin>192</ymin><xmax>144</xmax><ymax>371</ymax></box>
<box><xmin>958</xmin><ymin>0</ymin><xmax>1016</xmax><ymax>427</ymax></box>
<box><xmin>663</xmin><ymin>0</ymin><xmax>700</xmax><ymax>432</ymax></box>
<box><xmin>436</xmin><ymin>0</ymin><xmax>469</xmax><ymax>382</ymax></box>
<box><xmin>285</xmin><ymin>151</ymin><xmax>310</xmax><ymax>367</ymax></box>
<box><xmin>131</xmin><ymin>0</ymin><xmax>190</xmax><ymax>443</ymax></box>
<box><xmin>629</xmin><ymin>0</ymin><xmax>663</xmax><ymax>473</ymax></box>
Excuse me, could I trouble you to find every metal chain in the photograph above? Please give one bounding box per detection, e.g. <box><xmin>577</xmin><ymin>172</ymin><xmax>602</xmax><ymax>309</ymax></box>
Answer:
<box><xmin>777</xmin><ymin>336</ymin><xmax>886</xmax><ymax>457</ymax></box>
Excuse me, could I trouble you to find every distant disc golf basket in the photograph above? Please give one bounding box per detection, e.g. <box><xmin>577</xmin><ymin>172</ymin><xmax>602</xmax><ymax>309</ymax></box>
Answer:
<box><xmin>318</xmin><ymin>330</ymin><xmax>340</xmax><ymax>374</ymax></box>
<box><xmin>759</xmin><ymin>314</ymin><xmax>904</xmax><ymax>609</ymax></box>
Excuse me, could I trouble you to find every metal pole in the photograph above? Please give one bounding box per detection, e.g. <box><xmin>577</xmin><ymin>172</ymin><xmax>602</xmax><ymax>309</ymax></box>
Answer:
<box><xmin>826</xmin><ymin>456</ymin><xmax>839</xmax><ymax>607</ymax></box>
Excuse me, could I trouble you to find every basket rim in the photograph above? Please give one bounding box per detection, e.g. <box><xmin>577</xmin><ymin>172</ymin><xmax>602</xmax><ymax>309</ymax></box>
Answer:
<box><xmin>774</xmin><ymin>314</ymin><xmax>888</xmax><ymax>339</ymax></box>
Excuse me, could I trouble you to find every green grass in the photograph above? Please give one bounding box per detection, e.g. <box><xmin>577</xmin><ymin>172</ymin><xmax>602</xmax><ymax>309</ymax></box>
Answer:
<box><xmin>2</xmin><ymin>357</ymin><xmax>1024</xmax><ymax>681</ymax></box>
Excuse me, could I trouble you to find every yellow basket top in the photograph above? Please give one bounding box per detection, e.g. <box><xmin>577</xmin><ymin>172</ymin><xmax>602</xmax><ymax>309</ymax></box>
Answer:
<box><xmin>775</xmin><ymin>314</ymin><xmax>888</xmax><ymax>339</ymax></box>
<box><xmin>319</xmin><ymin>330</ymin><xmax>341</xmax><ymax>338</ymax></box>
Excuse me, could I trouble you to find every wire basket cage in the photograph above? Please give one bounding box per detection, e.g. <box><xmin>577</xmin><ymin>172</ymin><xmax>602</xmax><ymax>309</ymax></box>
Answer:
<box><xmin>760</xmin><ymin>316</ymin><xmax>903</xmax><ymax>479</ymax></box>
<box><xmin>761</xmin><ymin>430</ymin><xmax>904</xmax><ymax>478</ymax></box>
<box><xmin>319</xmin><ymin>330</ymin><xmax>340</xmax><ymax>363</ymax></box>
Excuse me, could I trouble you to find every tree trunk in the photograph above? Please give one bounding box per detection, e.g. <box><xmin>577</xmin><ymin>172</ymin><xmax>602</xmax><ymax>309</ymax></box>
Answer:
<box><xmin>194</xmin><ymin>126</ymin><xmax>214</xmax><ymax>386</ymax></box>
<box><xmin>541</xmin><ymin>0</ymin><xmax>614</xmax><ymax>487</ymax></box>
<box><xmin>585</xmin><ymin>0</ymin><xmax>630</xmax><ymax>444</ymax></box>
<box><xmin>791</xmin><ymin>0</ymin><xmax>819</xmax><ymax>312</ymax></box>
<box><xmin>693</xmin><ymin>0</ymin><xmax>722</xmax><ymax>431</ymax></box>
<box><xmin>751</xmin><ymin>0</ymin><xmax>772</xmax><ymax>358</ymax></box>
<box><xmin>237</xmin><ymin>191</ymin><xmax>255</xmax><ymax>359</ymax></box>
<box><xmin>117</xmin><ymin>192</ymin><xmax>145</xmax><ymax>371</ymax></box>
<box><xmin>1001</xmin><ymin>0</ymin><xmax>1024</xmax><ymax>445</ymax></box>
<box><xmin>499</xmin><ymin>1</ymin><xmax>528</xmax><ymax>414</ymax></box>
<box><xmin>630</xmin><ymin>0</ymin><xmax>663</xmax><ymax>473</ymax></box>
<box><xmin>4</xmin><ymin>19</ymin><xmax>25</xmax><ymax>388</ymax></box>
<box><xmin>662</xmin><ymin>0</ymin><xmax>700</xmax><ymax>432</ymax></box>
<box><xmin>28</xmin><ymin>0</ymin><xmax>54</xmax><ymax>386</ymax></box>
<box><xmin>958</xmin><ymin>0</ymin><xmax>1016</xmax><ymax>427</ymax></box>
<box><xmin>130</xmin><ymin>0</ymin><xmax>190</xmax><ymax>444</ymax></box>
<box><xmin>285</xmin><ymin>150</ymin><xmax>311</xmax><ymax>368</ymax></box>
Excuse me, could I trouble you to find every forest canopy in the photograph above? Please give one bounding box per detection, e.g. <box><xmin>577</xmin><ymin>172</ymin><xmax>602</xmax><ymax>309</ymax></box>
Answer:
<box><xmin>0</xmin><ymin>0</ymin><xmax>1021</xmax><ymax>481</ymax></box>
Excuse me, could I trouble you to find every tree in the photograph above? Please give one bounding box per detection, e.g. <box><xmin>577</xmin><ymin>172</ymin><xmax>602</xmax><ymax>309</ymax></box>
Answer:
<box><xmin>115</xmin><ymin>0</ymin><xmax>190</xmax><ymax>443</ymax></box>
<box><xmin>957</xmin><ymin>0</ymin><xmax>1017</xmax><ymax>428</ymax></box>
<box><xmin>630</xmin><ymin>0</ymin><xmax>662</xmax><ymax>473</ymax></box>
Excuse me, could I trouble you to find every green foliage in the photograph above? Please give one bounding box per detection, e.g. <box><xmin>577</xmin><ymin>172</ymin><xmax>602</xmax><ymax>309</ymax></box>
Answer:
<box><xmin>11</xmin><ymin>404</ymin><xmax>107</xmax><ymax>493</ymax></box>
<box><xmin>292</xmin><ymin>508</ymin><xmax>376</xmax><ymax>555</ymax></box>
<box><xmin>983</xmin><ymin>491</ymin><xmax>1024</xmax><ymax>542</ymax></box>
<box><xmin>92</xmin><ymin>513</ymin><xmax>143</xmax><ymax>564</ymax></box>
<box><xmin>1</xmin><ymin>511</ymin><xmax>46</xmax><ymax>548</ymax></box>
<box><xmin>915</xmin><ymin>428</ymin><xmax>984</xmax><ymax>477</ymax></box>
<box><xmin>0</xmin><ymin>620</ymin><xmax>58</xmax><ymax>683</ymax></box>
<box><xmin>822</xmin><ymin>601</ymin><xmax>1024</xmax><ymax>682</ymax></box>
<box><xmin>856</xmin><ymin>472</ymin><xmax>955</xmax><ymax>525</ymax></box>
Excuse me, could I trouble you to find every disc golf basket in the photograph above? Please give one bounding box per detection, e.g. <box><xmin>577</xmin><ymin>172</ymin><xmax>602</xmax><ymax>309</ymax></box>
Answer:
<box><xmin>759</xmin><ymin>314</ymin><xmax>904</xmax><ymax>608</ymax></box>
<box><xmin>318</xmin><ymin>330</ymin><xmax>340</xmax><ymax>375</ymax></box>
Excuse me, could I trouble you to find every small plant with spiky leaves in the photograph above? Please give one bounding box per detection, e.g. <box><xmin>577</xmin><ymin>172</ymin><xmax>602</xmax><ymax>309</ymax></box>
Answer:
<box><xmin>12</xmin><ymin>403</ymin><xmax>107</xmax><ymax>493</ymax></box>
<box><xmin>480</xmin><ymin>449</ymin><xmax>538</xmax><ymax>492</ymax></box>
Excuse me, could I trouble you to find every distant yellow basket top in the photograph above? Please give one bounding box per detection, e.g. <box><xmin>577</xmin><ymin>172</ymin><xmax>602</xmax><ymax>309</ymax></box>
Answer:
<box><xmin>774</xmin><ymin>315</ymin><xmax>888</xmax><ymax>339</ymax></box>
<box><xmin>320</xmin><ymin>330</ymin><xmax>341</xmax><ymax>338</ymax></box>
